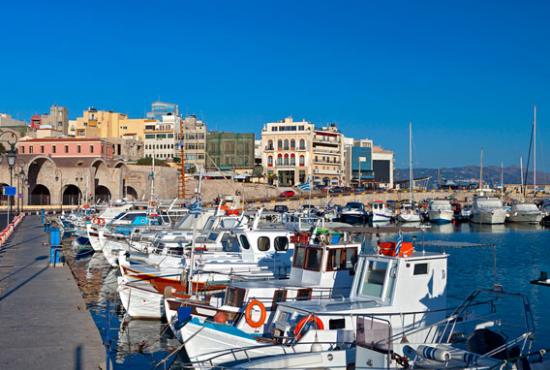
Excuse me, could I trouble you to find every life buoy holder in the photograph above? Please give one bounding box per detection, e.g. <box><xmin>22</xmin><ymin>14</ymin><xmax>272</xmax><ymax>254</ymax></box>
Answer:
<box><xmin>293</xmin><ymin>315</ymin><xmax>324</xmax><ymax>340</ymax></box>
<box><xmin>244</xmin><ymin>299</ymin><xmax>267</xmax><ymax>328</ymax></box>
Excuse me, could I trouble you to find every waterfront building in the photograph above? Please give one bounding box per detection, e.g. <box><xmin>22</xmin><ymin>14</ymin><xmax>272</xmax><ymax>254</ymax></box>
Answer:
<box><xmin>181</xmin><ymin>115</ymin><xmax>207</xmax><ymax>172</ymax></box>
<box><xmin>70</xmin><ymin>107</ymin><xmax>151</xmax><ymax>140</ymax></box>
<box><xmin>143</xmin><ymin>114</ymin><xmax>179</xmax><ymax>160</ymax></box>
<box><xmin>344</xmin><ymin>138</ymin><xmax>374</xmax><ymax>186</ymax></box>
<box><xmin>261</xmin><ymin>117</ymin><xmax>345</xmax><ymax>186</ymax></box>
<box><xmin>372</xmin><ymin>145</ymin><xmax>394</xmax><ymax>188</ymax></box>
<box><xmin>206</xmin><ymin>131</ymin><xmax>255</xmax><ymax>172</ymax></box>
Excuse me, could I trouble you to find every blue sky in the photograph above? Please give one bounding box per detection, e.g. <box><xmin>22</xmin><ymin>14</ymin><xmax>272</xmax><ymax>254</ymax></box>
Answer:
<box><xmin>1</xmin><ymin>0</ymin><xmax>550</xmax><ymax>169</ymax></box>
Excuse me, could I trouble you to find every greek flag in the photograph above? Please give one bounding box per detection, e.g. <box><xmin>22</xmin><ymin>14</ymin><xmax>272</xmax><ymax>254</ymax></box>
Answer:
<box><xmin>189</xmin><ymin>200</ymin><xmax>202</xmax><ymax>215</ymax></box>
<box><xmin>297</xmin><ymin>176</ymin><xmax>312</xmax><ymax>191</ymax></box>
<box><xmin>395</xmin><ymin>230</ymin><xmax>403</xmax><ymax>256</ymax></box>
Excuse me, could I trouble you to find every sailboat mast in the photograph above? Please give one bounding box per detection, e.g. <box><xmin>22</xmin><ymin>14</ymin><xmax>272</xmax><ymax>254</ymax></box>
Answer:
<box><xmin>409</xmin><ymin>122</ymin><xmax>413</xmax><ymax>202</ymax></box>
<box><xmin>520</xmin><ymin>156</ymin><xmax>524</xmax><ymax>196</ymax></box>
<box><xmin>500</xmin><ymin>162</ymin><xmax>504</xmax><ymax>190</ymax></box>
<box><xmin>533</xmin><ymin>105</ymin><xmax>537</xmax><ymax>190</ymax></box>
<box><xmin>479</xmin><ymin>148</ymin><xmax>483</xmax><ymax>190</ymax></box>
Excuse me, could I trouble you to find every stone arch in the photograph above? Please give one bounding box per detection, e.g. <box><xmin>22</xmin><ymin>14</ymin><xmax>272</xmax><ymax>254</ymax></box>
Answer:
<box><xmin>95</xmin><ymin>185</ymin><xmax>111</xmax><ymax>203</ymax></box>
<box><xmin>26</xmin><ymin>156</ymin><xmax>56</xmax><ymax>186</ymax></box>
<box><xmin>62</xmin><ymin>184</ymin><xmax>82</xmax><ymax>205</ymax></box>
<box><xmin>30</xmin><ymin>184</ymin><xmax>51</xmax><ymax>205</ymax></box>
<box><xmin>125</xmin><ymin>186</ymin><xmax>138</xmax><ymax>201</ymax></box>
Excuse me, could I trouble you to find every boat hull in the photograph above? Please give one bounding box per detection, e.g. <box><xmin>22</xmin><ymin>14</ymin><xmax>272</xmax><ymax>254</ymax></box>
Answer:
<box><xmin>428</xmin><ymin>210</ymin><xmax>454</xmax><ymax>224</ymax></box>
<box><xmin>507</xmin><ymin>212</ymin><xmax>543</xmax><ymax>224</ymax></box>
<box><xmin>471</xmin><ymin>211</ymin><xmax>506</xmax><ymax>224</ymax></box>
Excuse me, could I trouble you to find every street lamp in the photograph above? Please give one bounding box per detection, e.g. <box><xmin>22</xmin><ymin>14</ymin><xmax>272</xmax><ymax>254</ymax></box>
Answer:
<box><xmin>0</xmin><ymin>132</ymin><xmax>18</xmax><ymax>223</ymax></box>
<box><xmin>16</xmin><ymin>167</ymin><xmax>27</xmax><ymax>214</ymax></box>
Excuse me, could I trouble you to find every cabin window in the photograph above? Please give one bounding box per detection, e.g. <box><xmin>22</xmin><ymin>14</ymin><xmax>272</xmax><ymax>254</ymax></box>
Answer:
<box><xmin>225</xmin><ymin>287</ymin><xmax>245</xmax><ymax>307</ymax></box>
<box><xmin>326</xmin><ymin>248</ymin><xmax>358</xmax><ymax>271</ymax></box>
<box><xmin>296</xmin><ymin>288</ymin><xmax>312</xmax><ymax>301</ymax></box>
<box><xmin>274</xmin><ymin>236</ymin><xmax>289</xmax><ymax>251</ymax></box>
<box><xmin>207</xmin><ymin>232</ymin><xmax>219</xmax><ymax>241</ymax></box>
<box><xmin>358</xmin><ymin>261</ymin><xmax>389</xmax><ymax>298</ymax></box>
<box><xmin>239</xmin><ymin>235</ymin><xmax>250</xmax><ymax>250</ymax></box>
<box><xmin>293</xmin><ymin>246</ymin><xmax>306</xmax><ymax>268</ymax></box>
<box><xmin>272</xmin><ymin>290</ymin><xmax>287</xmax><ymax>310</ymax></box>
<box><xmin>329</xmin><ymin>318</ymin><xmax>346</xmax><ymax>330</ymax></box>
<box><xmin>258</xmin><ymin>237</ymin><xmax>270</xmax><ymax>251</ymax></box>
<box><xmin>414</xmin><ymin>263</ymin><xmax>428</xmax><ymax>275</ymax></box>
<box><xmin>221</xmin><ymin>234</ymin><xmax>240</xmax><ymax>252</ymax></box>
<box><xmin>121</xmin><ymin>213</ymin><xmax>146</xmax><ymax>221</ymax></box>
<box><xmin>304</xmin><ymin>248</ymin><xmax>322</xmax><ymax>271</ymax></box>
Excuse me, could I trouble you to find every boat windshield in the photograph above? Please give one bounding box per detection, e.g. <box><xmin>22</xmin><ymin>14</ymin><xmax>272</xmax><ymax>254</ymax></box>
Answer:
<box><xmin>357</xmin><ymin>260</ymin><xmax>390</xmax><ymax>299</ymax></box>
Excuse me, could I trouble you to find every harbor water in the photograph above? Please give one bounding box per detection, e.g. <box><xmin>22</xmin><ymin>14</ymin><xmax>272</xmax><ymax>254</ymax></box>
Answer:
<box><xmin>64</xmin><ymin>223</ymin><xmax>550</xmax><ymax>369</ymax></box>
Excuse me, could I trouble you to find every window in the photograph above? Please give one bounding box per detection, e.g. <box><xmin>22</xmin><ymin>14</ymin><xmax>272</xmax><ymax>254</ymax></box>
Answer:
<box><xmin>290</xmin><ymin>139</ymin><xmax>295</xmax><ymax>149</ymax></box>
<box><xmin>267</xmin><ymin>140</ymin><xmax>273</xmax><ymax>150</ymax></box>
<box><xmin>284</xmin><ymin>139</ymin><xmax>289</xmax><ymax>150</ymax></box>
<box><xmin>283</xmin><ymin>154</ymin><xmax>289</xmax><ymax>166</ymax></box>
<box><xmin>299</xmin><ymin>155</ymin><xmax>305</xmax><ymax>166</ymax></box>
<box><xmin>272</xmin><ymin>290</ymin><xmax>287</xmax><ymax>310</ymax></box>
<box><xmin>290</xmin><ymin>154</ymin><xmax>296</xmax><ymax>166</ymax></box>
<box><xmin>29</xmin><ymin>146</ymin><xmax>33</xmax><ymax>154</ymax></box>
<box><xmin>267</xmin><ymin>156</ymin><xmax>273</xmax><ymax>167</ymax></box>
<box><xmin>277</xmin><ymin>154</ymin><xmax>283</xmax><ymax>166</ymax></box>
<box><xmin>65</xmin><ymin>145</ymin><xmax>69</xmax><ymax>153</ymax></box>
<box><xmin>278</xmin><ymin>140</ymin><xmax>283</xmax><ymax>149</ymax></box>
<box><xmin>225</xmin><ymin>287</ymin><xmax>246</xmax><ymax>307</ymax></box>
<box><xmin>329</xmin><ymin>319</ymin><xmax>346</xmax><ymax>330</ymax></box>
<box><xmin>258</xmin><ymin>237</ymin><xmax>270</xmax><ymax>251</ymax></box>
<box><xmin>293</xmin><ymin>246</ymin><xmax>306</xmax><ymax>268</ymax></box>
<box><xmin>52</xmin><ymin>145</ymin><xmax>56</xmax><ymax>154</ymax></box>
<box><xmin>296</xmin><ymin>288</ymin><xmax>312</xmax><ymax>301</ymax></box>
<box><xmin>414</xmin><ymin>263</ymin><xmax>428</xmax><ymax>275</ymax></box>
<box><xmin>272</xmin><ymin>126</ymin><xmax>278</xmax><ymax>131</ymax></box>
<box><xmin>326</xmin><ymin>247</ymin><xmax>358</xmax><ymax>271</ymax></box>
<box><xmin>40</xmin><ymin>145</ymin><xmax>44</xmax><ymax>154</ymax></box>
<box><xmin>299</xmin><ymin>139</ymin><xmax>305</xmax><ymax>149</ymax></box>
<box><xmin>304</xmin><ymin>248</ymin><xmax>323</xmax><ymax>271</ymax></box>
<box><xmin>239</xmin><ymin>235</ymin><xmax>250</xmax><ymax>250</ymax></box>
<box><xmin>77</xmin><ymin>145</ymin><xmax>81</xmax><ymax>153</ymax></box>
<box><xmin>358</xmin><ymin>261</ymin><xmax>389</xmax><ymax>298</ymax></box>
<box><xmin>20</xmin><ymin>146</ymin><xmax>25</xmax><ymax>154</ymax></box>
<box><xmin>274</xmin><ymin>237</ymin><xmax>289</xmax><ymax>251</ymax></box>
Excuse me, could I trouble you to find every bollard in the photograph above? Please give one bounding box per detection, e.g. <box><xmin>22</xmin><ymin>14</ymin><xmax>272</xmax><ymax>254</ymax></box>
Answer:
<box><xmin>41</xmin><ymin>209</ymin><xmax>45</xmax><ymax>224</ymax></box>
<box><xmin>43</xmin><ymin>222</ymin><xmax>51</xmax><ymax>233</ymax></box>
<box><xmin>49</xmin><ymin>225</ymin><xmax>64</xmax><ymax>267</ymax></box>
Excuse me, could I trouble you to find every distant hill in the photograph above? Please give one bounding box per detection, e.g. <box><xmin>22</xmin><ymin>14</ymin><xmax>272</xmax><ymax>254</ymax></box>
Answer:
<box><xmin>395</xmin><ymin>166</ymin><xmax>550</xmax><ymax>185</ymax></box>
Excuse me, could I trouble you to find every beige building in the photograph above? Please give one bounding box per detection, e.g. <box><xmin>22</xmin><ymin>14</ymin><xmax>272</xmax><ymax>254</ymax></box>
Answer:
<box><xmin>69</xmin><ymin>107</ymin><xmax>151</xmax><ymax>140</ymax></box>
<box><xmin>261</xmin><ymin>117</ymin><xmax>345</xmax><ymax>186</ymax></box>
<box><xmin>144</xmin><ymin>115</ymin><xmax>179</xmax><ymax>160</ymax></box>
<box><xmin>181</xmin><ymin>115</ymin><xmax>207</xmax><ymax>172</ymax></box>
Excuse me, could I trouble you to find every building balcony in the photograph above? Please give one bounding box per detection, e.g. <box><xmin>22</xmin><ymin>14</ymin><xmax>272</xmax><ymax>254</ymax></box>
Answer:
<box><xmin>264</xmin><ymin>146</ymin><xmax>274</xmax><ymax>151</ymax></box>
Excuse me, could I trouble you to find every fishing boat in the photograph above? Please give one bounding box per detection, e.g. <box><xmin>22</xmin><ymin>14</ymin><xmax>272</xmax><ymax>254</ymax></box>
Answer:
<box><xmin>166</xmin><ymin>231</ymin><xmax>360</xmax><ymax>352</ymax></box>
<box><xmin>370</xmin><ymin>201</ymin><xmax>394</xmax><ymax>222</ymax></box>
<box><xmin>427</xmin><ymin>199</ymin><xmax>454</xmax><ymax>224</ymax></box>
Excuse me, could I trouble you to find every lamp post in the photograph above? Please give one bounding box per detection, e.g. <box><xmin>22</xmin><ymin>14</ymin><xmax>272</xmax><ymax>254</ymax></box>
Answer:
<box><xmin>17</xmin><ymin>167</ymin><xmax>27</xmax><ymax>214</ymax></box>
<box><xmin>55</xmin><ymin>169</ymin><xmax>63</xmax><ymax>213</ymax></box>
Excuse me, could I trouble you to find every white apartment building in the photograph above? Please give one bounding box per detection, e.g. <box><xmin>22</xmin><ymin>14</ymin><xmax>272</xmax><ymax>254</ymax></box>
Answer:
<box><xmin>261</xmin><ymin>117</ymin><xmax>345</xmax><ymax>186</ymax></box>
<box><xmin>144</xmin><ymin>114</ymin><xmax>180</xmax><ymax>160</ymax></box>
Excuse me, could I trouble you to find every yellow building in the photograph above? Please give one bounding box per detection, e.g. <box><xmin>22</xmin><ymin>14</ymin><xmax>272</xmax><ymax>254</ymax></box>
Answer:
<box><xmin>69</xmin><ymin>107</ymin><xmax>152</xmax><ymax>140</ymax></box>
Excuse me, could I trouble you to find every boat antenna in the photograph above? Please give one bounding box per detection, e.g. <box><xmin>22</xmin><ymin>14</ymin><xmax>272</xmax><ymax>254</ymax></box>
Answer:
<box><xmin>523</xmin><ymin>114</ymin><xmax>535</xmax><ymax>198</ymax></box>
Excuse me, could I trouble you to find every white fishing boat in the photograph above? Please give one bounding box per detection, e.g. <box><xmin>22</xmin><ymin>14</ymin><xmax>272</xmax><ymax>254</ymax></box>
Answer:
<box><xmin>427</xmin><ymin>199</ymin><xmax>454</xmax><ymax>224</ymax></box>
<box><xmin>180</xmin><ymin>238</ymin><xmax>451</xmax><ymax>367</ymax></box>
<box><xmin>471</xmin><ymin>197</ymin><xmax>507</xmax><ymax>224</ymax></box>
<box><xmin>370</xmin><ymin>201</ymin><xmax>394</xmax><ymax>222</ymax></box>
<box><xmin>507</xmin><ymin>203</ymin><xmax>543</xmax><ymax>224</ymax></box>
<box><xmin>166</xmin><ymin>235</ymin><xmax>360</xmax><ymax>348</ymax></box>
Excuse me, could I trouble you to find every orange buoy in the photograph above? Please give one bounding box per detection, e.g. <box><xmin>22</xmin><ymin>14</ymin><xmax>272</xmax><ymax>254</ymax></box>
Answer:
<box><xmin>244</xmin><ymin>299</ymin><xmax>267</xmax><ymax>328</ymax></box>
<box><xmin>293</xmin><ymin>315</ymin><xmax>324</xmax><ymax>339</ymax></box>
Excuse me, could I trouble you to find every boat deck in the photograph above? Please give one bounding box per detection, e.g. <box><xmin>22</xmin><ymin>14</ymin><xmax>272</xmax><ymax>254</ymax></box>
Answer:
<box><xmin>0</xmin><ymin>215</ymin><xmax>105</xmax><ymax>370</ymax></box>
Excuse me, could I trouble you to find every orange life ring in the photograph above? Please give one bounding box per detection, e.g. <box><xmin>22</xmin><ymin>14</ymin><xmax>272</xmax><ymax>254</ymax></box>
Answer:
<box><xmin>293</xmin><ymin>315</ymin><xmax>324</xmax><ymax>339</ymax></box>
<box><xmin>244</xmin><ymin>299</ymin><xmax>266</xmax><ymax>328</ymax></box>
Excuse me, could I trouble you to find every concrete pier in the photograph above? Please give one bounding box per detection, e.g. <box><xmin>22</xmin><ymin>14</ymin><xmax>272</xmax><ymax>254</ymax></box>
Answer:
<box><xmin>0</xmin><ymin>216</ymin><xmax>105</xmax><ymax>370</ymax></box>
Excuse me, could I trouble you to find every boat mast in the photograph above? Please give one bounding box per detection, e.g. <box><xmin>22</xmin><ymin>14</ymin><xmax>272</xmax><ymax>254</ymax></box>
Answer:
<box><xmin>479</xmin><ymin>148</ymin><xmax>483</xmax><ymax>190</ymax></box>
<box><xmin>500</xmin><ymin>161</ymin><xmax>504</xmax><ymax>191</ymax></box>
<box><xmin>520</xmin><ymin>156</ymin><xmax>524</xmax><ymax>198</ymax></box>
<box><xmin>409</xmin><ymin>122</ymin><xmax>413</xmax><ymax>203</ymax></box>
<box><xmin>533</xmin><ymin>105</ymin><xmax>537</xmax><ymax>191</ymax></box>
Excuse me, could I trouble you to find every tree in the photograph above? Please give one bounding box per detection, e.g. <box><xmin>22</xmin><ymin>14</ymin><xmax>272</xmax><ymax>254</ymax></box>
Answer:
<box><xmin>136</xmin><ymin>157</ymin><xmax>168</xmax><ymax>166</ymax></box>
